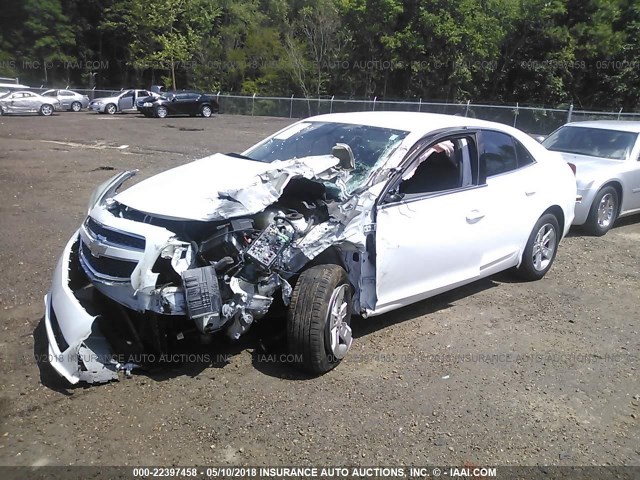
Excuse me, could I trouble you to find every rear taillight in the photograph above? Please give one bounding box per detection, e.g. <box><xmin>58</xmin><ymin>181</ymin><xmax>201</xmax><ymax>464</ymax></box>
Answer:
<box><xmin>567</xmin><ymin>162</ymin><xmax>577</xmax><ymax>175</ymax></box>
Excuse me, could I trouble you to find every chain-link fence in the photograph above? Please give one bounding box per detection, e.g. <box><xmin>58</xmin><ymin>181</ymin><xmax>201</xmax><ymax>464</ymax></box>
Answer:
<box><xmin>22</xmin><ymin>86</ymin><xmax>640</xmax><ymax>135</ymax></box>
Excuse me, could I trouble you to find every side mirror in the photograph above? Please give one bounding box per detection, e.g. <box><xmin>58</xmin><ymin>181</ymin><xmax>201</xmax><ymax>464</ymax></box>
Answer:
<box><xmin>384</xmin><ymin>189</ymin><xmax>404</xmax><ymax>203</ymax></box>
<box><xmin>331</xmin><ymin>143</ymin><xmax>355</xmax><ymax>171</ymax></box>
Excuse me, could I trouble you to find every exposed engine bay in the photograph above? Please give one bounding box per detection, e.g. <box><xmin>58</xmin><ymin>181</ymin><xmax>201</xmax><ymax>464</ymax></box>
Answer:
<box><xmin>105</xmin><ymin>177</ymin><xmax>335</xmax><ymax>340</ymax></box>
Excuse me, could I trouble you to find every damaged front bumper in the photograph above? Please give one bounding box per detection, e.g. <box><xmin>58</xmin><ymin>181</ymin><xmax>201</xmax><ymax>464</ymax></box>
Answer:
<box><xmin>44</xmin><ymin>232</ymin><xmax>120</xmax><ymax>384</ymax></box>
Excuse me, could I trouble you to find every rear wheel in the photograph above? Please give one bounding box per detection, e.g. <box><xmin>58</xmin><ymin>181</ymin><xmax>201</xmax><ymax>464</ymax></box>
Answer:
<box><xmin>287</xmin><ymin>265</ymin><xmax>353</xmax><ymax>374</ymax></box>
<box><xmin>515</xmin><ymin>213</ymin><xmax>560</xmax><ymax>281</ymax></box>
<box><xmin>105</xmin><ymin>103</ymin><xmax>117</xmax><ymax>115</ymax></box>
<box><xmin>584</xmin><ymin>186</ymin><xmax>618</xmax><ymax>236</ymax></box>
<box><xmin>39</xmin><ymin>104</ymin><xmax>54</xmax><ymax>116</ymax></box>
<box><xmin>201</xmin><ymin>105</ymin><xmax>212</xmax><ymax>118</ymax></box>
<box><xmin>156</xmin><ymin>106</ymin><xmax>168</xmax><ymax>118</ymax></box>
<box><xmin>71</xmin><ymin>101</ymin><xmax>82</xmax><ymax>112</ymax></box>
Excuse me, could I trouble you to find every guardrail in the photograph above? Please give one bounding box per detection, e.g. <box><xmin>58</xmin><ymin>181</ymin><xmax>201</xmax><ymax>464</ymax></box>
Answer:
<box><xmin>22</xmin><ymin>87</ymin><xmax>640</xmax><ymax>134</ymax></box>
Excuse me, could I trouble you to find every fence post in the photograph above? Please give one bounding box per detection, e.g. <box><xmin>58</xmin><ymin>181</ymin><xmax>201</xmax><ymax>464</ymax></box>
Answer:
<box><xmin>372</xmin><ymin>96</ymin><xmax>377</xmax><ymax>111</ymax></box>
<box><xmin>289</xmin><ymin>94</ymin><xmax>294</xmax><ymax>118</ymax></box>
<box><xmin>567</xmin><ymin>103</ymin><xmax>574</xmax><ymax>123</ymax></box>
<box><xmin>513</xmin><ymin>102</ymin><xmax>519</xmax><ymax>127</ymax></box>
<box><xmin>252</xmin><ymin>93</ymin><xmax>256</xmax><ymax>116</ymax></box>
<box><xmin>216</xmin><ymin>91</ymin><xmax>220</xmax><ymax>112</ymax></box>
<box><xmin>418</xmin><ymin>98</ymin><xmax>422</xmax><ymax>112</ymax></box>
<box><xmin>330</xmin><ymin>95</ymin><xmax>334</xmax><ymax>114</ymax></box>
<box><xmin>465</xmin><ymin>100</ymin><xmax>470</xmax><ymax>117</ymax></box>
<box><xmin>617</xmin><ymin>107</ymin><xmax>623</xmax><ymax>120</ymax></box>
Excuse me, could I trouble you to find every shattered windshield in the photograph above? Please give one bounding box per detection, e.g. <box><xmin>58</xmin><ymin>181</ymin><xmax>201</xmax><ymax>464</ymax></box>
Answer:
<box><xmin>543</xmin><ymin>126</ymin><xmax>638</xmax><ymax>161</ymax></box>
<box><xmin>245</xmin><ymin>121</ymin><xmax>409</xmax><ymax>191</ymax></box>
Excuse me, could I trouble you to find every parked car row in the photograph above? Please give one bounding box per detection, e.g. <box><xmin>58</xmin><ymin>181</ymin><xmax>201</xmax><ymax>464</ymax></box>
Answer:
<box><xmin>0</xmin><ymin>87</ymin><xmax>219</xmax><ymax>119</ymax></box>
<box><xmin>88</xmin><ymin>89</ymin><xmax>160</xmax><ymax>114</ymax></box>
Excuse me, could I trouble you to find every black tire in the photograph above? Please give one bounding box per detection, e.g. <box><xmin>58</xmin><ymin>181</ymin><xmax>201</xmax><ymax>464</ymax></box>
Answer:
<box><xmin>155</xmin><ymin>106</ymin><xmax>168</xmax><ymax>118</ymax></box>
<box><xmin>515</xmin><ymin>213</ymin><xmax>560</xmax><ymax>281</ymax></box>
<box><xmin>71</xmin><ymin>101</ymin><xmax>82</xmax><ymax>112</ymax></box>
<box><xmin>584</xmin><ymin>186</ymin><xmax>618</xmax><ymax>236</ymax></box>
<box><xmin>201</xmin><ymin>104</ymin><xmax>212</xmax><ymax>118</ymax></box>
<box><xmin>287</xmin><ymin>265</ymin><xmax>353</xmax><ymax>374</ymax></box>
<box><xmin>39</xmin><ymin>104</ymin><xmax>54</xmax><ymax>116</ymax></box>
<box><xmin>105</xmin><ymin>103</ymin><xmax>117</xmax><ymax>115</ymax></box>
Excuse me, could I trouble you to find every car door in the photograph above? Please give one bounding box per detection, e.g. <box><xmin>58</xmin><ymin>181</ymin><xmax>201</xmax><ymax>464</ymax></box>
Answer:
<box><xmin>623</xmin><ymin>139</ymin><xmax>640</xmax><ymax>211</ymax></box>
<box><xmin>374</xmin><ymin>132</ymin><xmax>491</xmax><ymax>310</ymax></box>
<box><xmin>25</xmin><ymin>92</ymin><xmax>42</xmax><ymax>112</ymax></box>
<box><xmin>43</xmin><ymin>89</ymin><xmax>59</xmax><ymax>105</ymax></box>
<box><xmin>184</xmin><ymin>93</ymin><xmax>201</xmax><ymax>114</ymax></box>
<box><xmin>478</xmin><ymin>130</ymin><xmax>541</xmax><ymax>271</ymax></box>
<box><xmin>135</xmin><ymin>90</ymin><xmax>151</xmax><ymax>109</ymax></box>
<box><xmin>10</xmin><ymin>92</ymin><xmax>31</xmax><ymax>112</ymax></box>
<box><xmin>59</xmin><ymin>90</ymin><xmax>74</xmax><ymax>109</ymax></box>
<box><xmin>3</xmin><ymin>93</ymin><xmax>19</xmax><ymax>112</ymax></box>
<box><xmin>172</xmin><ymin>93</ymin><xmax>191</xmax><ymax>114</ymax></box>
<box><xmin>118</xmin><ymin>90</ymin><xmax>134</xmax><ymax>111</ymax></box>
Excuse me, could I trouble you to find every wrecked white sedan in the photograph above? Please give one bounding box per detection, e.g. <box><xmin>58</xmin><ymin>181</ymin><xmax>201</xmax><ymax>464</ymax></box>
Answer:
<box><xmin>45</xmin><ymin>112</ymin><xmax>576</xmax><ymax>384</ymax></box>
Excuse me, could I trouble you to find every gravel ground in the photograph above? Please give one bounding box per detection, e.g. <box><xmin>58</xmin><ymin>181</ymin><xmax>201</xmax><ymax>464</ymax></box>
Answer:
<box><xmin>0</xmin><ymin>111</ymin><xmax>638</xmax><ymax>468</ymax></box>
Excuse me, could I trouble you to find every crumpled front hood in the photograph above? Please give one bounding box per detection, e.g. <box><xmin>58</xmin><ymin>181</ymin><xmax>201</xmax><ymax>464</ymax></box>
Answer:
<box><xmin>114</xmin><ymin>153</ymin><xmax>340</xmax><ymax>221</ymax></box>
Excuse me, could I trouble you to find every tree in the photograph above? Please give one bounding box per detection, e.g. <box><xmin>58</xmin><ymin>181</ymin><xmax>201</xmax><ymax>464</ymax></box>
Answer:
<box><xmin>23</xmin><ymin>0</ymin><xmax>76</xmax><ymax>85</ymax></box>
<box><xmin>102</xmin><ymin>0</ymin><xmax>220</xmax><ymax>90</ymax></box>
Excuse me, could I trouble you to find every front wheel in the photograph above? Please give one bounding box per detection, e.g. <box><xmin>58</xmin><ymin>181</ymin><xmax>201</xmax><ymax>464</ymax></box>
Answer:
<box><xmin>71</xmin><ymin>101</ymin><xmax>82</xmax><ymax>112</ymax></box>
<box><xmin>584</xmin><ymin>186</ymin><xmax>618</xmax><ymax>236</ymax></box>
<box><xmin>105</xmin><ymin>103</ymin><xmax>117</xmax><ymax>115</ymax></box>
<box><xmin>201</xmin><ymin>105</ymin><xmax>212</xmax><ymax>118</ymax></box>
<box><xmin>155</xmin><ymin>106</ymin><xmax>168</xmax><ymax>118</ymax></box>
<box><xmin>287</xmin><ymin>265</ymin><xmax>353</xmax><ymax>374</ymax></box>
<box><xmin>515</xmin><ymin>213</ymin><xmax>560</xmax><ymax>281</ymax></box>
<box><xmin>39</xmin><ymin>104</ymin><xmax>54</xmax><ymax>116</ymax></box>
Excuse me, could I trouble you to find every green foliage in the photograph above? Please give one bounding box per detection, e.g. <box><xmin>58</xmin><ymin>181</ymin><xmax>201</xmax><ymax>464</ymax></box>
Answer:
<box><xmin>2</xmin><ymin>0</ymin><xmax>639</xmax><ymax>110</ymax></box>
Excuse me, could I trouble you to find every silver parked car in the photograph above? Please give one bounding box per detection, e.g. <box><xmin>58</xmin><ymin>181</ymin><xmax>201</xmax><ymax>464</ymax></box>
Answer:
<box><xmin>0</xmin><ymin>90</ymin><xmax>61</xmax><ymax>116</ymax></box>
<box><xmin>42</xmin><ymin>89</ymin><xmax>90</xmax><ymax>112</ymax></box>
<box><xmin>543</xmin><ymin>121</ymin><xmax>640</xmax><ymax>235</ymax></box>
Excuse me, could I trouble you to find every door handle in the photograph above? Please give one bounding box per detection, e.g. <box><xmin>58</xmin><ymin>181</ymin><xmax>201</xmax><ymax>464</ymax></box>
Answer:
<box><xmin>466</xmin><ymin>210</ymin><xmax>485</xmax><ymax>223</ymax></box>
<box><xmin>525</xmin><ymin>190</ymin><xmax>536</xmax><ymax>196</ymax></box>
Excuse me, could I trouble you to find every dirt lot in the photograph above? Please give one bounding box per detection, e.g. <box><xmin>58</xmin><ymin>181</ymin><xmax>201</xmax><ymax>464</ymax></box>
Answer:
<box><xmin>0</xmin><ymin>111</ymin><xmax>638</xmax><ymax>468</ymax></box>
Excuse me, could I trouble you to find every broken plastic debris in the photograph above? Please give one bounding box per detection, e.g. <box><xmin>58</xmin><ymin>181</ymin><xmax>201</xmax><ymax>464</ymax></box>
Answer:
<box><xmin>116</xmin><ymin>362</ymin><xmax>141</xmax><ymax>378</ymax></box>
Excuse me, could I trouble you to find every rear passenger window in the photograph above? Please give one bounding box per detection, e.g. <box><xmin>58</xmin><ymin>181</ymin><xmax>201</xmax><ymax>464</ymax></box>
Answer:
<box><xmin>515</xmin><ymin>140</ymin><xmax>535</xmax><ymax>167</ymax></box>
<box><xmin>481</xmin><ymin>131</ymin><xmax>517</xmax><ymax>177</ymax></box>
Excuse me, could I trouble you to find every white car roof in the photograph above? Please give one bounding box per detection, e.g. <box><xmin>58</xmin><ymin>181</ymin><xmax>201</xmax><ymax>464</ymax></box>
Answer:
<box><xmin>565</xmin><ymin>120</ymin><xmax>640</xmax><ymax>133</ymax></box>
<box><xmin>307</xmin><ymin>111</ymin><xmax>514</xmax><ymax>136</ymax></box>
